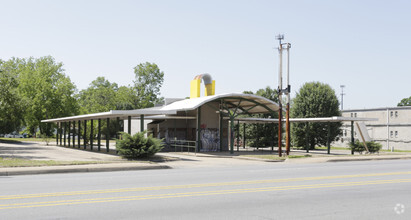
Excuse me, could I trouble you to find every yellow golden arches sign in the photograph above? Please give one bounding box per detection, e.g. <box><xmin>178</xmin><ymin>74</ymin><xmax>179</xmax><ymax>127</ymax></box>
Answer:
<box><xmin>190</xmin><ymin>74</ymin><xmax>215</xmax><ymax>99</ymax></box>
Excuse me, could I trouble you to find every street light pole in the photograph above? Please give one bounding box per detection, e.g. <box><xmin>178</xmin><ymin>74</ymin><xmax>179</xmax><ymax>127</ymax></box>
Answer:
<box><xmin>276</xmin><ymin>34</ymin><xmax>283</xmax><ymax>157</ymax></box>
<box><xmin>276</xmin><ymin>34</ymin><xmax>291</xmax><ymax>156</ymax></box>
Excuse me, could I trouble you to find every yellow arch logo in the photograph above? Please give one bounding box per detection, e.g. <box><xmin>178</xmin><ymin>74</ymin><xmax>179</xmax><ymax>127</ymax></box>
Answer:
<box><xmin>190</xmin><ymin>74</ymin><xmax>215</xmax><ymax>99</ymax></box>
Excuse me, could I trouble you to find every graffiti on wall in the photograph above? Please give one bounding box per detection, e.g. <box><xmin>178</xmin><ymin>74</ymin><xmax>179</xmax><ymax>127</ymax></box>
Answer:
<box><xmin>200</xmin><ymin>128</ymin><xmax>220</xmax><ymax>152</ymax></box>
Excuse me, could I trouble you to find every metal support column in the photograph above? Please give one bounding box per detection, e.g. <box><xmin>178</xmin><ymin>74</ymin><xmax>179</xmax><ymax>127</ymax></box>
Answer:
<box><xmin>106</xmin><ymin>118</ymin><xmax>110</xmax><ymax>152</ymax></box>
<box><xmin>127</xmin><ymin>116</ymin><xmax>131</xmax><ymax>135</ymax></box>
<box><xmin>230</xmin><ymin>116</ymin><xmax>234</xmax><ymax>154</ymax></box>
<box><xmin>98</xmin><ymin>119</ymin><xmax>101</xmax><ymax>151</ymax></box>
<box><xmin>56</xmin><ymin>122</ymin><xmax>59</xmax><ymax>145</ymax></box>
<box><xmin>327</xmin><ymin>123</ymin><xmax>331</xmax><ymax>154</ymax></box>
<box><xmin>305</xmin><ymin>122</ymin><xmax>309</xmax><ymax>153</ymax></box>
<box><xmin>116</xmin><ymin>117</ymin><xmax>120</xmax><ymax>139</ymax></box>
<box><xmin>243</xmin><ymin>123</ymin><xmax>246</xmax><ymax>149</ymax></box>
<box><xmin>173</xmin><ymin>119</ymin><xmax>177</xmax><ymax>140</ymax></box>
<box><xmin>196</xmin><ymin>107</ymin><xmax>202</xmax><ymax>152</ymax></box>
<box><xmin>68</xmin><ymin>121</ymin><xmax>71</xmax><ymax>147</ymax></box>
<box><xmin>83</xmin><ymin>120</ymin><xmax>87</xmax><ymax>149</ymax></box>
<box><xmin>72</xmin><ymin>121</ymin><xmax>75</xmax><ymax>148</ymax></box>
<box><xmin>59</xmin><ymin>122</ymin><xmax>62</xmax><ymax>146</ymax></box>
<box><xmin>90</xmin><ymin>120</ymin><xmax>94</xmax><ymax>150</ymax></box>
<box><xmin>78</xmin><ymin>121</ymin><xmax>81</xmax><ymax>148</ymax></box>
<box><xmin>219</xmin><ymin>112</ymin><xmax>223</xmax><ymax>152</ymax></box>
<box><xmin>351</xmin><ymin>121</ymin><xmax>354</xmax><ymax>155</ymax></box>
<box><xmin>236</xmin><ymin>120</ymin><xmax>240</xmax><ymax>152</ymax></box>
<box><xmin>63</xmin><ymin>122</ymin><xmax>66</xmax><ymax>147</ymax></box>
<box><xmin>140</xmin><ymin>115</ymin><xmax>144</xmax><ymax>132</ymax></box>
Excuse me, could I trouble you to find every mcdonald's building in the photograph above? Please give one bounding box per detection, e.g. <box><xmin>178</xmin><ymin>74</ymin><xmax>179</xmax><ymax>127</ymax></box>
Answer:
<box><xmin>42</xmin><ymin>74</ymin><xmax>281</xmax><ymax>154</ymax></box>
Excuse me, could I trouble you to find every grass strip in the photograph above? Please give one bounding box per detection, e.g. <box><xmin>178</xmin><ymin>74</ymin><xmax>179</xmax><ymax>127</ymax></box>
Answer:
<box><xmin>239</xmin><ymin>155</ymin><xmax>286</xmax><ymax>160</ymax></box>
<box><xmin>0</xmin><ymin>157</ymin><xmax>112</xmax><ymax>168</ymax></box>
<box><xmin>240</xmin><ymin>154</ymin><xmax>312</xmax><ymax>160</ymax></box>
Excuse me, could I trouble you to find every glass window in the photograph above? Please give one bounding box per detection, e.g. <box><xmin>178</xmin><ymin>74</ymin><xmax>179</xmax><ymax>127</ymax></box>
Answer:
<box><xmin>390</xmin><ymin>111</ymin><xmax>393</xmax><ymax>117</ymax></box>
<box><xmin>395</xmin><ymin>131</ymin><xmax>398</xmax><ymax>138</ymax></box>
<box><xmin>395</xmin><ymin>111</ymin><xmax>398</xmax><ymax>117</ymax></box>
<box><xmin>390</xmin><ymin>131</ymin><xmax>393</xmax><ymax>138</ymax></box>
<box><xmin>354</xmin><ymin>113</ymin><xmax>357</xmax><ymax>117</ymax></box>
<box><xmin>351</xmin><ymin>113</ymin><xmax>353</xmax><ymax>117</ymax></box>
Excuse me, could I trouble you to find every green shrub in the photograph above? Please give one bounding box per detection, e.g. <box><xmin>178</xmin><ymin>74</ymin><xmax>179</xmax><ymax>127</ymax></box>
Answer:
<box><xmin>349</xmin><ymin>140</ymin><xmax>382</xmax><ymax>154</ymax></box>
<box><xmin>116</xmin><ymin>132</ymin><xmax>164</xmax><ymax>159</ymax></box>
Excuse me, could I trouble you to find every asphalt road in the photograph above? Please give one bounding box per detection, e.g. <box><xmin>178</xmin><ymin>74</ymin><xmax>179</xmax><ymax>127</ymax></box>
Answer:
<box><xmin>0</xmin><ymin>160</ymin><xmax>410</xmax><ymax>219</ymax></box>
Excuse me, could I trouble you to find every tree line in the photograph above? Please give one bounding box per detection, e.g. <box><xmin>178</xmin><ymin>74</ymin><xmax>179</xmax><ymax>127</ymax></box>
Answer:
<box><xmin>243</xmin><ymin>82</ymin><xmax>342</xmax><ymax>150</ymax></box>
<box><xmin>1</xmin><ymin>55</ymin><xmax>359</xmax><ymax>149</ymax></box>
<box><xmin>0</xmin><ymin>56</ymin><xmax>164</xmax><ymax>137</ymax></box>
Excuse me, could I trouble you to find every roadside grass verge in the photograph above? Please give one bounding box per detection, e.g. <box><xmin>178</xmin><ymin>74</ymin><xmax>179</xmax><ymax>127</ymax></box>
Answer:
<box><xmin>316</xmin><ymin>146</ymin><xmax>350</xmax><ymax>151</ymax></box>
<box><xmin>0</xmin><ymin>157</ymin><xmax>113</xmax><ymax>167</ymax></box>
<box><xmin>0</xmin><ymin>138</ymin><xmax>45</xmax><ymax>143</ymax></box>
<box><xmin>239</xmin><ymin>155</ymin><xmax>286</xmax><ymax>160</ymax></box>
<box><xmin>0</xmin><ymin>138</ymin><xmax>24</xmax><ymax>143</ymax></box>
<box><xmin>239</xmin><ymin>154</ymin><xmax>311</xmax><ymax>160</ymax></box>
<box><xmin>315</xmin><ymin>146</ymin><xmax>411</xmax><ymax>153</ymax></box>
<box><xmin>288</xmin><ymin>154</ymin><xmax>312</xmax><ymax>159</ymax></box>
<box><xmin>0</xmin><ymin>138</ymin><xmax>118</xmax><ymax>144</ymax></box>
<box><xmin>380</xmin><ymin>149</ymin><xmax>411</xmax><ymax>153</ymax></box>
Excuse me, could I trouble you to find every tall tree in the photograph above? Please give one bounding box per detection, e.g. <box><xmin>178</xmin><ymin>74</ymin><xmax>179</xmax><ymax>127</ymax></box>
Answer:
<box><xmin>291</xmin><ymin>82</ymin><xmax>341</xmax><ymax>149</ymax></box>
<box><xmin>133</xmin><ymin>62</ymin><xmax>164</xmax><ymax>109</ymax></box>
<box><xmin>398</xmin><ymin>97</ymin><xmax>411</xmax><ymax>106</ymax></box>
<box><xmin>243</xmin><ymin>86</ymin><xmax>279</xmax><ymax>148</ymax></box>
<box><xmin>77</xmin><ymin>77</ymin><xmax>120</xmax><ymax>114</ymax></box>
<box><xmin>115</xmin><ymin>86</ymin><xmax>136</xmax><ymax>110</ymax></box>
<box><xmin>77</xmin><ymin>77</ymin><xmax>138</xmax><ymax>112</ymax></box>
<box><xmin>17</xmin><ymin>56</ymin><xmax>79</xmax><ymax>136</ymax></box>
<box><xmin>0</xmin><ymin>59</ymin><xmax>24</xmax><ymax>134</ymax></box>
<box><xmin>77</xmin><ymin>77</ymin><xmax>136</xmax><ymax>138</ymax></box>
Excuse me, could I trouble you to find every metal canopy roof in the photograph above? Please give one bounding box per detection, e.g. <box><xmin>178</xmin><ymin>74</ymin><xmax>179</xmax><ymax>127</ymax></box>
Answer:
<box><xmin>232</xmin><ymin>116</ymin><xmax>378</xmax><ymax>124</ymax></box>
<box><xmin>161</xmin><ymin>93</ymin><xmax>280</xmax><ymax>114</ymax></box>
<box><xmin>41</xmin><ymin>93</ymin><xmax>280</xmax><ymax>123</ymax></box>
<box><xmin>41</xmin><ymin>109</ymin><xmax>177</xmax><ymax>123</ymax></box>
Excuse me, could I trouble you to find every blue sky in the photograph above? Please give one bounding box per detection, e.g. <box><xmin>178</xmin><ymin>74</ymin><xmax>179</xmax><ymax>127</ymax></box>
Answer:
<box><xmin>1</xmin><ymin>0</ymin><xmax>410</xmax><ymax>110</ymax></box>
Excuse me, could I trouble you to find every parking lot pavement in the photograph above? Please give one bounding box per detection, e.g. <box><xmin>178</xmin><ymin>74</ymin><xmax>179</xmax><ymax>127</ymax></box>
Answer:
<box><xmin>0</xmin><ymin>141</ymin><xmax>122</xmax><ymax>161</ymax></box>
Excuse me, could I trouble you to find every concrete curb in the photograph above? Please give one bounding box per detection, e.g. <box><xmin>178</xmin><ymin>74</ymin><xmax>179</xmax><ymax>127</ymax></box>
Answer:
<box><xmin>235</xmin><ymin>156</ymin><xmax>285</xmax><ymax>162</ymax></box>
<box><xmin>282</xmin><ymin>155</ymin><xmax>411</xmax><ymax>164</ymax></box>
<box><xmin>325</xmin><ymin>155</ymin><xmax>411</xmax><ymax>162</ymax></box>
<box><xmin>0</xmin><ymin>163</ymin><xmax>170</xmax><ymax>176</ymax></box>
<box><xmin>230</xmin><ymin>154</ymin><xmax>411</xmax><ymax>163</ymax></box>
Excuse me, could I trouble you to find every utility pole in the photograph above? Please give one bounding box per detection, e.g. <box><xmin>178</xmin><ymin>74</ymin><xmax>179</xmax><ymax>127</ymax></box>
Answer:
<box><xmin>276</xmin><ymin>34</ymin><xmax>291</xmax><ymax>156</ymax></box>
<box><xmin>340</xmin><ymin>85</ymin><xmax>345</xmax><ymax>110</ymax></box>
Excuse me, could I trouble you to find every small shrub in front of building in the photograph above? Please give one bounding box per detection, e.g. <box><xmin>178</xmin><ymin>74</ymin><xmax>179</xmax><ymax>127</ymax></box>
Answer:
<box><xmin>349</xmin><ymin>140</ymin><xmax>382</xmax><ymax>154</ymax></box>
<box><xmin>116</xmin><ymin>132</ymin><xmax>164</xmax><ymax>159</ymax></box>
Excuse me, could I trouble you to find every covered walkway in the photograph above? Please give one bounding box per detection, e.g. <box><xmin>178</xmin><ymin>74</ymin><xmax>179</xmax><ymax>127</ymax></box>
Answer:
<box><xmin>41</xmin><ymin>93</ymin><xmax>281</xmax><ymax>154</ymax></box>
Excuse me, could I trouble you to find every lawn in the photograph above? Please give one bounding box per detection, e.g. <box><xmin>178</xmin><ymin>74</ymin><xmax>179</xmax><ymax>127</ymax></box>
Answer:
<box><xmin>0</xmin><ymin>157</ymin><xmax>112</xmax><ymax>167</ymax></box>
<box><xmin>239</xmin><ymin>154</ymin><xmax>311</xmax><ymax>160</ymax></box>
<box><xmin>0</xmin><ymin>138</ymin><xmax>44</xmax><ymax>143</ymax></box>
<box><xmin>0</xmin><ymin>137</ymin><xmax>117</xmax><ymax>144</ymax></box>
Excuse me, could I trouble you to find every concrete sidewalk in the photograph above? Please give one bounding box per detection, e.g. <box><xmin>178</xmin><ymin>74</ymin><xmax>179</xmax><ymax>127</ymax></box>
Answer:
<box><xmin>1</xmin><ymin>140</ymin><xmax>411</xmax><ymax>176</ymax></box>
<box><xmin>0</xmin><ymin>141</ymin><xmax>170</xmax><ymax>176</ymax></box>
<box><xmin>0</xmin><ymin>162</ymin><xmax>169</xmax><ymax>176</ymax></box>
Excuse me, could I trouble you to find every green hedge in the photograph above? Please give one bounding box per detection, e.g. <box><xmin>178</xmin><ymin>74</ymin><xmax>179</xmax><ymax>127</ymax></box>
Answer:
<box><xmin>349</xmin><ymin>140</ymin><xmax>382</xmax><ymax>154</ymax></box>
<box><xmin>116</xmin><ymin>132</ymin><xmax>164</xmax><ymax>159</ymax></box>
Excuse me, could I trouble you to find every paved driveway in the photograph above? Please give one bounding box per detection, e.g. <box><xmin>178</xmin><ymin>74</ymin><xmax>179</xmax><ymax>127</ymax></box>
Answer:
<box><xmin>0</xmin><ymin>141</ymin><xmax>122</xmax><ymax>161</ymax></box>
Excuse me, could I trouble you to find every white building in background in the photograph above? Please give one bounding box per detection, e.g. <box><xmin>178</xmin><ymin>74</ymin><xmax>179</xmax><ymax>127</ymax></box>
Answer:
<box><xmin>335</xmin><ymin>106</ymin><xmax>411</xmax><ymax>151</ymax></box>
